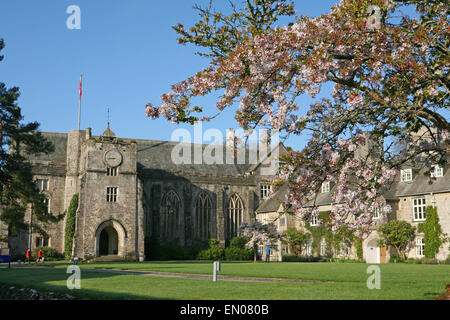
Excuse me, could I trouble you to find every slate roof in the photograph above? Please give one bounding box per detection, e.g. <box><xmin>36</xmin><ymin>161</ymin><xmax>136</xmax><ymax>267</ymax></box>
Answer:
<box><xmin>255</xmin><ymin>163</ymin><xmax>450</xmax><ymax>213</ymax></box>
<box><xmin>30</xmin><ymin>131</ymin><xmax>277</xmax><ymax>178</ymax></box>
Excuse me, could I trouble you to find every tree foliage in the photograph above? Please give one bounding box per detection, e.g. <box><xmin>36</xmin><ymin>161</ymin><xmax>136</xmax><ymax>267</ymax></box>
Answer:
<box><xmin>378</xmin><ymin>219</ymin><xmax>416</xmax><ymax>260</ymax></box>
<box><xmin>0</xmin><ymin>38</ymin><xmax>62</xmax><ymax>239</ymax></box>
<box><xmin>146</xmin><ymin>0</ymin><xmax>449</xmax><ymax>235</ymax></box>
<box><xmin>64</xmin><ymin>193</ymin><xmax>78</xmax><ymax>260</ymax></box>
<box><xmin>418</xmin><ymin>206</ymin><xmax>448</xmax><ymax>259</ymax></box>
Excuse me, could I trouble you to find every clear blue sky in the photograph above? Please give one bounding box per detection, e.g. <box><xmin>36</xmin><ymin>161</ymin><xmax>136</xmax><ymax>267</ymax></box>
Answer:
<box><xmin>1</xmin><ymin>0</ymin><xmax>342</xmax><ymax>149</ymax></box>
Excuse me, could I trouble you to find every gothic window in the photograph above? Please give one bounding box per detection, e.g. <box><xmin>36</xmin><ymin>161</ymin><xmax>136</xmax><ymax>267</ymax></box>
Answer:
<box><xmin>161</xmin><ymin>190</ymin><xmax>180</xmax><ymax>241</ymax></box>
<box><xmin>227</xmin><ymin>194</ymin><xmax>244</xmax><ymax>240</ymax></box>
<box><xmin>195</xmin><ymin>192</ymin><xmax>213</xmax><ymax>239</ymax></box>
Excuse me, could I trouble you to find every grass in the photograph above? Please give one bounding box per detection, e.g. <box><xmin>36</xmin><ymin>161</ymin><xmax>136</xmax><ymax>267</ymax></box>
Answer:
<box><xmin>0</xmin><ymin>261</ymin><xmax>448</xmax><ymax>300</ymax></box>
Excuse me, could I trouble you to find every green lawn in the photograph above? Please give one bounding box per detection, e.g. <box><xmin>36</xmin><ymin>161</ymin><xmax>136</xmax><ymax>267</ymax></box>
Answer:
<box><xmin>0</xmin><ymin>261</ymin><xmax>448</xmax><ymax>300</ymax></box>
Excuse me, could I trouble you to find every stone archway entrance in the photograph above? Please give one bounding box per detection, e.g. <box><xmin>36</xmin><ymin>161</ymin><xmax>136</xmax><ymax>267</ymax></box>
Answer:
<box><xmin>95</xmin><ymin>220</ymin><xmax>126</xmax><ymax>258</ymax></box>
<box><xmin>99</xmin><ymin>227</ymin><xmax>119</xmax><ymax>256</ymax></box>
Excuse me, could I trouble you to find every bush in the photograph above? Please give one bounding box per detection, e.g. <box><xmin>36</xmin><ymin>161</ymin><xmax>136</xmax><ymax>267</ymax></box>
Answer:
<box><xmin>443</xmin><ymin>255</ymin><xmax>450</xmax><ymax>265</ymax></box>
<box><xmin>414</xmin><ymin>257</ymin><xmax>439</xmax><ymax>264</ymax></box>
<box><xmin>282</xmin><ymin>255</ymin><xmax>325</xmax><ymax>262</ymax></box>
<box><xmin>327</xmin><ymin>258</ymin><xmax>361</xmax><ymax>263</ymax></box>
<box><xmin>228</xmin><ymin>237</ymin><xmax>249</xmax><ymax>249</ymax></box>
<box><xmin>196</xmin><ymin>238</ymin><xmax>224</xmax><ymax>260</ymax></box>
<box><xmin>159</xmin><ymin>243</ymin><xmax>190</xmax><ymax>260</ymax></box>
<box><xmin>224</xmin><ymin>247</ymin><xmax>253</xmax><ymax>261</ymax></box>
<box><xmin>191</xmin><ymin>238</ymin><xmax>210</xmax><ymax>258</ymax></box>
<box><xmin>30</xmin><ymin>247</ymin><xmax>64</xmax><ymax>261</ymax></box>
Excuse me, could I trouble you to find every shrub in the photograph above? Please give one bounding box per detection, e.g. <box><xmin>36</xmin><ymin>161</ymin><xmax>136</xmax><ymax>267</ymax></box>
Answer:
<box><xmin>443</xmin><ymin>255</ymin><xmax>450</xmax><ymax>265</ymax></box>
<box><xmin>224</xmin><ymin>247</ymin><xmax>253</xmax><ymax>261</ymax></box>
<box><xmin>64</xmin><ymin>194</ymin><xmax>79</xmax><ymax>260</ymax></box>
<box><xmin>34</xmin><ymin>247</ymin><xmax>63</xmax><ymax>259</ymax></box>
<box><xmin>229</xmin><ymin>236</ymin><xmax>249</xmax><ymax>249</ymax></box>
<box><xmin>196</xmin><ymin>238</ymin><xmax>224</xmax><ymax>260</ymax></box>
<box><xmin>282</xmin><ymin>255</ymin><xmax>324</xmax><ymax>262</ymax></box>
<box><xmin>159</xmin><ymin>243</ymin><xmax>190</xmax><ymax>260</ymax></box>
<box><xmin>191</xmin><ymin>238</ymin><xmax>209</xmax><ymax>258</ymax></box>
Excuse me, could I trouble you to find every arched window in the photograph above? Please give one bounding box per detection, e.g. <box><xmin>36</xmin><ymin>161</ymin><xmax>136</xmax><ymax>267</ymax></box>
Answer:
<box><xmin>195</xmin><ymin>192</ymin><xmax>213</xmax><ymax>239</ymax></box>
<box><xmin>227</xmin><ymin>194</ymin><xmax>244</xmax><ymax>240</ymax></box>
<box><xmin>161</xmin><ymin>190</ymin><xmax>180</xmax><ymax>241</ymax></box>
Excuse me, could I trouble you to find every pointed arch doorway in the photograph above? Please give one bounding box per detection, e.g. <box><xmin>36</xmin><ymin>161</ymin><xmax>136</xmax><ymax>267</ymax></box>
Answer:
<box><xmin>95</xmin><ymin>220</ymin><xmax>126</xmax><ymax>257</ymax></box>
<box><xmin>99</xmin><ymin>227</ymin><xmax>119</xmax><ymax>255</ymax></box>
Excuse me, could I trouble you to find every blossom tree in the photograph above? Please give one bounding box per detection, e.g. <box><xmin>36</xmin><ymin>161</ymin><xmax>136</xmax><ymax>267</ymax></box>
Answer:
<box><xmin>239</xmin><ymin>221</ymin><xmax>281</xmax><ymax>262</ymax></box>
<box><xmin>146</xmin><ymin>0</ymin><xmax>449</xmax><ymax>236</ymax></box>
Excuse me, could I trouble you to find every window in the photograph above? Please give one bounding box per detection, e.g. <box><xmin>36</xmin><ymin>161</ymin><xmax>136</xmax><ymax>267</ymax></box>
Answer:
<box><xmin>279</xmin><ymin>217</ymin><xmax>286</xmax><ymax>227</ymax></box>
<box><xmin>413</xmin><ymin>198</ymin><xmax>426</xmax><ymax>221</ymax></box>
<box><xmin>373</xmin><ymin>207</ymin><xmax>381</xmax><ymax>220</ymax></box>
<box><xmin>431</xmin><ymin>165</ymin><xmax>443</xmax><ymax>178</ymax></box>
<box><xmin>195</xmin><ymin>192</ymin><xmax>213</xmax><ymax>239</ymax></box>
<box><xmin>161</xmin><ymin>190</ymin><xmax>180</xmax><ymax>241</ymax></box>
<box><xmin>311</xmin><ymin>215</ymin><xmax>318</xmax><ymax>226</ymax></box>
<box><xmin>306</xmin><ymin>239</ymin><xmax>313</xmax><ymax>256</ymax></box>
<box><xmin>36</xmin><ymin>236</ymin><xmax>49</xmax><ymax>247</ymax></box>
<box><xmin>36</xmin><ymin>179</ymin><xmax>48</xmax><ymax>191</ymax></box>
<box><xmin>321</xmin><ymin>181</ymin><xmax>330</xmax><ymax>193</ymax></box>
<box><xmin>320</xmin><ymin>238</ymin><xmax>327</xmax><ymax>256</ymax></box>
<box><xmin>401</xmin><ymin>169</ymin><xmax>412</xmax><ymax>182</ymax></box>
<box><xmin>106</xmin><ymin>187</ymin><xmax>118</xmax><ymax>202</ymax></box>
<box><xmin>43</xmin><ymin>198</ymin><xmax>50</xmax><ymax>214</ymax></box>
<box><xmin>227</xmin><ymin>194</ymin><xmax>244</xmax><ymax>240</ymax></box>
<box><xmin>260</xmin><ymin>184</ymin><xmax>272</xmax><ymax>199</ymax></box>
<box><xmin>416</xmin><ymin>237</ymin><xmax>424</xmax><ymax>257</ymax></box>
<box><xmin>106</xmin><ymin>167</ymin><xmax>118</xmax><ymax>176</ymax></box>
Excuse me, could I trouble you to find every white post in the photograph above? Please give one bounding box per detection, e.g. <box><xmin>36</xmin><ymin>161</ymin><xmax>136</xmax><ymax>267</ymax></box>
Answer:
<box><xmin>213</xmin><ymin>261</ymin><xmax>221</xmax><ymax>282</ymax></box>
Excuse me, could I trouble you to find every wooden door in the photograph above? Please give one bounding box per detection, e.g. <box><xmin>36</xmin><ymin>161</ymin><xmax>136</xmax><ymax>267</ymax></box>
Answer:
<box><xmin>380</xmin><ymin>246</ymin><xmax>387</xmax><ymax>264</ymax></box>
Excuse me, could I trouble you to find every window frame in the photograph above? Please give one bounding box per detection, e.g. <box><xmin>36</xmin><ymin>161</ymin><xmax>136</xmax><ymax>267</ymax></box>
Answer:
<box><xmin>106</xmin><ymin>187</ymin><xmax>118</xmax><ymax>202</ymax></box>
<box><xmin>321</xmin><ymin>181</ymin><xmax>330</xmax><ymax>193</ymax></box>
<box><xmin>416</xmin><ymin>237</ymin><xmax>425</xmax><ymax>257</ymax></box>
<box><xmin>413</xmin><ymin>198</ymin><xmax>426</xmax><ymax>222</ymax></box>
<box><xmin>401</xmin><ymin>168</ymin><xmax>413</xmax><ymax>182</ymax></box>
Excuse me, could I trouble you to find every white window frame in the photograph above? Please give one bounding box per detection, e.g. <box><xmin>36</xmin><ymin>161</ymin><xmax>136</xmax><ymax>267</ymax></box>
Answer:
<box><xmin>431</xmin><ymin>165</ymin><xmax>443</xmax><ymax>178</ymax></box>
<box><xmin>320</xmin><ymin>238</ymin><xmax>327</xmax><ymax>256</ymax></box>
<box><xmin>306</xmin><ymin>239</ymin><xmax>313</xmax><ymax>256</ymax></box>
<box><xmin>416</xmin><ymin>237</ymin><xmax>424</xmax><ymax>257</ymax></box>
<box><xmin>413</xmin><ymin>198</ymin><xmax>426</xmax><ymax>221</ymax></box>
<box><xmin>311</xmin><ymin>215</ymin><xmax>318</xmax><ymax>226</ymax></box>
<box><xmin>401</xmin><ymin>168</ymin><xmax>413</xmax><ymax>182</ymax></box>
<box><xmin>373</xmin><ymin>207</ymin><xmax>381</xmax><ymax>220</ymax></box>
<box><xmin>321</xmin><ymin>181</ymin><xmax>330</xmax><ymax>193</ymax></box>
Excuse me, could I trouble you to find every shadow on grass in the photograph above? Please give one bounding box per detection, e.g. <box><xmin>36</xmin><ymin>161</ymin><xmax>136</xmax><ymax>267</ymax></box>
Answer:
<box><xmin>0</xmin><ymin>267</ymin><xmax>174</xmax><ymax>300</ymax></box>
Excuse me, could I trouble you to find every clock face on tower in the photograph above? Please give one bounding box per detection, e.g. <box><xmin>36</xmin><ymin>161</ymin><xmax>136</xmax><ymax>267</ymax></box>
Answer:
<box><xmin>104</xmin><ymin>149</ymin><xmax>123</xmax><ymax>168</ymax></box>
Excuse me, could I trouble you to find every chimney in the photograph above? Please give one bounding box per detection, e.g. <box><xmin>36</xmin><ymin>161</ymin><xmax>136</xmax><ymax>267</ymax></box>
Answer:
<box><xmin>86</xmin><ymin>127</ymin><xmax>92</xmax><ymax>139</ymax></box>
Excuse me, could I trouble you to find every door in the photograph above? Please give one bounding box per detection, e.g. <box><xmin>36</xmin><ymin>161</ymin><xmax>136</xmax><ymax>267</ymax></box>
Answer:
<box><xmin>99</xmin><ymin>229</ymin><xmax>109</xmax><ymax>256</ymax></box>
<box><xmin>380</xmin><ymin>246</ymin><xmax>386</xmax><ymax>264</ymax></box>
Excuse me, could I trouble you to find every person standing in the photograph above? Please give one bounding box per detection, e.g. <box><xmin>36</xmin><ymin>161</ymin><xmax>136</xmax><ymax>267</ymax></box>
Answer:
<box><xmin>26</xmin><ymin>248</ymin><xmax>31</xmax><ymax>264</ymax></box>
<box><xmin>265</xmin><ymin>246</ymin><xmax>271</xmax><ymax>263</ymax></box>
<box><xmin>37</xmin><ymin>249</ymin><xmax>43</xmax><ymax>262</ymax></box>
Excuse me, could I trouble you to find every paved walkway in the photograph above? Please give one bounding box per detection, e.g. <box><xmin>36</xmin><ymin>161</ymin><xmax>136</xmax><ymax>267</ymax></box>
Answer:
<box><xmin>17</xmin><ymin>265</ymin><xmax>333</xmax><ymax>284</ymax></box>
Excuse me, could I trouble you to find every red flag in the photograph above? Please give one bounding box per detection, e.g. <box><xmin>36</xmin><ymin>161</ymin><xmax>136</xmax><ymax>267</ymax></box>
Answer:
<box><xmin>79</xmin><ymin>75</ymin><xmax>82</xmax><ymax>100</ymax></box>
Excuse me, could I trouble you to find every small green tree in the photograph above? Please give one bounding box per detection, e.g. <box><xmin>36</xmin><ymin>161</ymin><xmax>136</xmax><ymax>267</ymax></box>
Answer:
<box><xmin>282</xmin><ymin>228</ymin><xmax>310</xmax><ymax>256</ymax></box>
<box><xmin>64</xmin><ymin>194</ymin><xmax>78</xmax><ymax>260</ymax></box>
<box><xmin>378</xmin><ymin>220</ymin><xmax>416</xmax><ymax>260</ymax></box>
<box><xmin>418</xmin><ymin>206</ymin><xmax>448</xmax><ymax>259</ymax></box>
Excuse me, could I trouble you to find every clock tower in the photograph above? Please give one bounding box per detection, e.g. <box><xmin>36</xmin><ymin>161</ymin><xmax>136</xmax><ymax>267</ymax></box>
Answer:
<box><xmin>69</xmin><ymin>125</ymin><xmax>144</xmax><ymax>261</ymax></box>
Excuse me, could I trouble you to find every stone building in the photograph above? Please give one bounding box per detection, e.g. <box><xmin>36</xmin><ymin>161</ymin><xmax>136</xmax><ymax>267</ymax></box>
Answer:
<box><xmin>255</xmin><ymin>156</ymin><xmax>450</xmax><ymax>263</ymax></box>
<box><xmin>3</xmin><ymin>125</ymin><xmax>285</xmax><ymax>261</ymax></box>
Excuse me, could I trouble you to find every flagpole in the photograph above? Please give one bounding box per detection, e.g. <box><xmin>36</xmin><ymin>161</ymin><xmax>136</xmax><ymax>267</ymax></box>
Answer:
<box><xmin>78</xmin><ymin>75</ymin><xmax>82</xmax><ymax>131</ymax></box>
